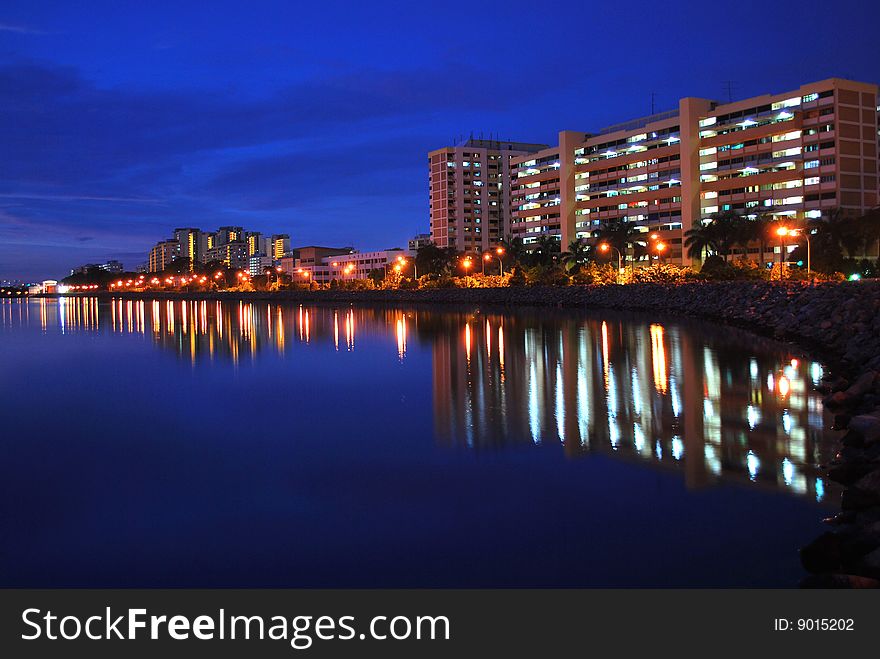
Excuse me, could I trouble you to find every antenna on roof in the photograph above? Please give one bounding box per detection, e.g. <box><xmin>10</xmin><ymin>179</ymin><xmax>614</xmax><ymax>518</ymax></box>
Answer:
<box><xmin>650</xmin><ymin>91</ymin><xmax>656</xmax><ymax>115</ymax></box>
<box><xmin>722</xmin><ymin>80</ymin><xmax>736</xmax><ymax>103</ymax></box>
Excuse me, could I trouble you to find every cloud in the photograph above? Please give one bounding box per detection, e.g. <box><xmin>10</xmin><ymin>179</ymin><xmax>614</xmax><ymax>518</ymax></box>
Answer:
<box><xmin>0</xmin><ymin>22</ymin><xmax>46</xmax><ymax>35</ymax></box>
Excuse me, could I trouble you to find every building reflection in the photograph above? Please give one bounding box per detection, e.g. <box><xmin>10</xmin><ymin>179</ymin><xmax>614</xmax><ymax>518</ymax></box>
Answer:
<box><xmin>428</xmin><ymin>310</ymin><xmax>834</xmax><ymax>502</ymax></box>
<box><xmin>2</xmin><ymin>297</ymin><xmax>835</xmax><ymax>501</ymax></box>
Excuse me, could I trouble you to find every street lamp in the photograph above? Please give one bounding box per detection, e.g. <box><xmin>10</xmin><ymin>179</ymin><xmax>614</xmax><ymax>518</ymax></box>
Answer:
<box><xmin>482</xmin><ymin>247</ymin><xmax>505</xmax><ymax>275</ymax></box>
<box><xmin>655</xmin><ymin>241</ymin><xmax>667</xmax><ymax>264</ymax></box>
<box><xmin>396</xmin><ymin>255</ymin><xmax>417</xmax><ymax>279</ymax></box>
<box><xmin>461</xmin><ymin>256</ymin><xmax>473</xmax><ymax>273</ymax></box>
<box><xmin>598</xmin><ymin>243</ymin><xmax>622</xmax><ymax>282</ymax></box>
<box><xmin>775</xmin><ymin>226</ymin><xmax>790</xmax><ymax>280</ymax></box>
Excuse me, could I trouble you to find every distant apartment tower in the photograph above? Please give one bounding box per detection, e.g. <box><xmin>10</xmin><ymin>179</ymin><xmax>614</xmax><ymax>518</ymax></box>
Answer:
<box><xmin>408</xmin><ymin>233</ymin><xmax>432</xmax><ymax>251</ymax></box>
<box><xmin>511</xmin><ymin>77</ymin><xmax>879</xmax><ymax>263</ymax></box>
<box><xmin>271</xmin><ymin>234</ymin><xmax>291</xmax><ymax>260</ymax></box>
<box><xmin>246</xmin><ymin>231</ymin><xmax>270</xmax><ymax>258</ymax></box>
<box><xmin>429</xmin><ymin>138</ymin><xmax>548</xmax><ymax>253</ymax></box>
<box><xmin>148</xmin><ymin>239</ymin><xmax>181</xmax><ymax>272</ymax></box>
<box><xmin>173</xmin><ymin>228</ymin><xmax>207</xmax><ymax>267</ymax></box>
<box><xmin>206</xmin><ymin>242</ymin><xmax>249</xmax><ymax>270</ymax></box>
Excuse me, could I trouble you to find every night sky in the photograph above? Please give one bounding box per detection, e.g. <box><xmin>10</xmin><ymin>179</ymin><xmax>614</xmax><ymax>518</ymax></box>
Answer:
<box><xmin>1</xmin><ymin>1</ymin><xmax>878</xmax><ymax>281</ymax></box>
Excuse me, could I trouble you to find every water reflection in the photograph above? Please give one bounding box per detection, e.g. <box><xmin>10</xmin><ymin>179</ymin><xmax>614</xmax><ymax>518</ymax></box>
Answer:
<box><xmin>2</xmin><ymin>297</ymin><xmax>835</xmax><ymax>502</ymax></box>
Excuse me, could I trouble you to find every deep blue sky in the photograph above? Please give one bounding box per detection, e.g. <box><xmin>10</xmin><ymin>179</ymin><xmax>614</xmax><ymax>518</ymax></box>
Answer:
<box><xmin>1</xmin><ymin>0</ymin><xmax>878</xmax><ymax>280</ymax></box>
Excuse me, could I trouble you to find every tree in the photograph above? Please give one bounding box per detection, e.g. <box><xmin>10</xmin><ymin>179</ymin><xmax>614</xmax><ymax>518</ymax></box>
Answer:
<box><xmin>684</xmin><ymin>221</ymin><xmax>719</xmax><ymax>260</ymax></box>
<box><xmin>415</xmin><ymin>243</ymin><xmax>457</xmax><ymax>276</ymax></box>
<box><xmin>531</xmin><ymin>235</ymin><xmax>561</xmax><ymax>267</ymax></box>
<box><xmin>593</xmin><ymin>219</ymin><xmax>639</xmax><ymax>261</ymax></box>
<box><xmin>498</xmin><ymin>235</ymin><xmax>527</xmax><ymax>268</ymax></box>
<box><xmin>560</xmin><ymin>239</ymin><xmax>591</xmax><ymax>273</ymax></box>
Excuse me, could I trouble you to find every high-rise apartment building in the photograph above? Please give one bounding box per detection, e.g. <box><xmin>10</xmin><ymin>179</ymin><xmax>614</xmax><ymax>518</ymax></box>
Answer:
<box><xmin>511</xmin><ymin>78</ymin><xmax>879</xmax><ymax>263</ymax></box>
<box><xmin>270</xmin><ymin>234</ymin><xmax>291</xmax><ymax>260</ymax></box>
<box><xmin>148</xmin><ymin>239</ymin><xmax>181</xmax><ymax>272</ymax></box>
<box><xmin>246</xmin><ymin>231</ymin><xmax>270</xmax><ymax>258</ymax></box>
<box><xmin>429</xmin><ymin>138</ymin><xmax>548</xmax><ymax>253</ymax></box>
<box><xmin>173</xmin><ymin>228</ymin><xmax>207</xmax><ymax>267</ymax></box>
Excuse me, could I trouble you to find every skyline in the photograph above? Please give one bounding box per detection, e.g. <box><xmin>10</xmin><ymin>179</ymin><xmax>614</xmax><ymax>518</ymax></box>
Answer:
<box><xmin>2</xmin><ymin>1</ymin><xmax>880</xmax><ymax>280</ymax></box>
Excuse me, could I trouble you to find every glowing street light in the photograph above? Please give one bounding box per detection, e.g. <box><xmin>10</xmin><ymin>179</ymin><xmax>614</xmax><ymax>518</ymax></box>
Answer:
<box><xmin>482</xmin><ymin>246</ymin><xmax>506</xmax><ymax>275</ymax></box>
<box><xmin>598</xmin><ymin>243</ymin><xmax>622</xmax><ymax>282</ymax></box>
<box><xmin>775</xmin><ymin>226</ymin><xmax>790</xmax><ymax>280</ymax></box>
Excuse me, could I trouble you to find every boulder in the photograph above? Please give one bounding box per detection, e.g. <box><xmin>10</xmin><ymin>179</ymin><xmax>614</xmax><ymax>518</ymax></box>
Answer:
<box><xmin>845</xmin><ymin>371</ymin><xmax>879</xmax><ymax>398</ymax></box>
<box><xmin>800</xmin><ymin>573</ymin><xmax>880</xmax><ymax>589</ymax></box>
<box><xmin>848</xmin><ymin>414</ymin><xmax>880</xmax><ymax>445</ymax></box>
<box><xmin>799</xmin><ymin>532</ymin><xmax>842</xmax><ymax>573</ymax></box>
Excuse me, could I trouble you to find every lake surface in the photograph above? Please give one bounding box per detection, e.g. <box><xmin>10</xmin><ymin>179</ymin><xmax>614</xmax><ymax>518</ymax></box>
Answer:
<box><xmin>0</xmin><ymin>296</ymin><xmax>838</xmax><ymax>587</ymax></box>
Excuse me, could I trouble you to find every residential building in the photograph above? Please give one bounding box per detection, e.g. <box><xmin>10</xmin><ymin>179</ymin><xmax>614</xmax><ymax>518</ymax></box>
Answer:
<box><xmin>148</xmin><ymin>239</ymin><xmax>181</xmax><ymax>272</ymax></box>
<box><xmin>511</xmin><ymin>77</ymin><xmax>879</xmax><ymax>264</ymax></box>
<box><xmin>173</xmin><ymin>228</ymin><xmax>208</xmax><ymax>266</ymax></box>
<box><xmin>271</xmin><ymin>234</ymin><xmax>291</xmax><ymax>260</ymax></box>
<box><xmin>248</xmin><ymin>254</ymin><xmax>274</xmax><ymax>277</ymax></box>
<box><xmin>71</xmin><ymin>259</ymin><xmax>124</xmax><ymax>275</ymax></box>
<box><xmin>206</xmin><ymin>241</ymin><xmax>249</xmax><ymax>270</ymax></box>
<box><xmin>408</xmin><ymin>233</ymin><xmax>432</xmax><ymax>252</ymax></box>
<box><xmin>246</xmin><ymin>231</ymin><xmax>270</xmax><ymax>258</ymax></box>
<box><xmin>429</xmin><ymin>138</ymin><xmax>548</xmax><ymax>253</ymax></box>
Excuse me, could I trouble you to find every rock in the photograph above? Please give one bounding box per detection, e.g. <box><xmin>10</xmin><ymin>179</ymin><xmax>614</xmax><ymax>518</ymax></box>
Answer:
<box><xmin>849</xmin><ymin>414</ymin><xmax>880</xmax><ymax>445</ymax></box>
<box><xmin>853</xmin><ymin>469</ymin><xmax>880</xmax><ymax>497</ymax></box>
<box><xmin>828</xmin><ymin>462</ymin><xmax>875</xmax><ymax>486</ymax></box>
<box><xmin>841</xmin><ymin>487</ymin><xmax>879</xmax><ymax>511</ymax></box>
<box><xmin>823</xmin><ymin>511</ymin><xmax>857</xmax><ymax>526</ymax></box>
<box><xmin>800</xmin><ymin>573</ymin><xmax>880</xmax><ymax>588</ymax></box>
<box><xmin>800</xmin><ymin>532</ymin><xmax>842</xmax><ymax>573</ymax></box>
<box><xmin>845</xmin><ymin>371</ymin><xmax>879</xmax><ymax>398</ymax></box>
<box><xmin>824</xmin><ymin>391</ymin><xmax>851</xmax><ymax>409</ymax></box>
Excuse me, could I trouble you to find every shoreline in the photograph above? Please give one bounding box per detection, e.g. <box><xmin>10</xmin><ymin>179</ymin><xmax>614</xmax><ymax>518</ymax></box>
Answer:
<box><xmin>37</xmin><ymin>280</ymin><xmax>880</xmax><ymax>586</ymax></box>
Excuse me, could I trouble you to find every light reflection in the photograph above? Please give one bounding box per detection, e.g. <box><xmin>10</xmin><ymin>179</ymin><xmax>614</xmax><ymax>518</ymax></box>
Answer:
<box><xmin>5</xmin><ymin>298</ymin><xmax>838</xmax><ymax>502</ymax></box>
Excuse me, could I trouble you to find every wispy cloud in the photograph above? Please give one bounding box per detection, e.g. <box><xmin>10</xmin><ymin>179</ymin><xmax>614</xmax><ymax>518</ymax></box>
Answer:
<box><xmin>0</xmin><ymin>193</ymin><xmax>162</xmax><ymax>204</ymax></box>
<box><xmin>0</xmin><ymin>22</ymin><xmax>46</xmax><ymax>35</ymax></box>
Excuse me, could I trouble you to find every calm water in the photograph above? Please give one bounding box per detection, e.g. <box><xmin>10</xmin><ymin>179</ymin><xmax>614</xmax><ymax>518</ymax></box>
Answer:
<box><xmin>0</xmin><ymin>297</ymin><xmax>838</xmax><ymax>587</ymax></box>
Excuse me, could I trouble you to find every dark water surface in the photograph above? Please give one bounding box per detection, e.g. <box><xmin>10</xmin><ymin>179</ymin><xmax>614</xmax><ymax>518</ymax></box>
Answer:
<box><xmin>0</xmin><ymin>297</ymin><xmax>838</xmax><ymax>587</ymax></box>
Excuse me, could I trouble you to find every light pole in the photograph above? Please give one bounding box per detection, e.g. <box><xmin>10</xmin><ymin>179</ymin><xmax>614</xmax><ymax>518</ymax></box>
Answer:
<box><xmin>775</xmin><ymin>227</ymin><xmax>789</xmax><ymax>280</ymax></box>
<box><xmin>396</xmin><ymin>255</ymin><xmax>416</xmax><ymax>279</ymax></box>
<box><xmin>461</xmin><ymin>256</ymin><xmax>473</xmax><ymax>275</ymax></box>
<box><xmin>598</xmin><ymin>242</ymin><xmax>622</xmax><ymax>283</ymax></box>
<box><xmin>654</xmin><ymin>241</ymin><xmax>667</xmax><ymax>265</ymax></box>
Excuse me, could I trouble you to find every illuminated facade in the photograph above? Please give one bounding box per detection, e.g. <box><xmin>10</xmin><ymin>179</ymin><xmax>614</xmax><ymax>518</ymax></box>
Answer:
<box><xmin>511</xmin><ymin>78</ymin><xmax>879</xmax><ymax>263</ymax></box>
<box><xmin>173</xmin><ymin>228</ymin><xmax>208</xmax><ymax>267</ymax></box>
<box><xmin>429</xmin><ymin>138</ymin><xmax>548</xmax><ymax>253</ymax></box>
<box><xmin>148</xmin><ymin>239</ymin><xmax>181</xmax><ymax>272</ymax></box>
<box><xmin>271</xmin><ymin>234</ymin><xmax>291</xmax><ymax>260</ymax></box>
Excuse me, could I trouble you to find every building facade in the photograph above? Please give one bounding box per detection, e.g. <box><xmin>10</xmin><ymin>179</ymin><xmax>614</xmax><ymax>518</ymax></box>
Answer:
<box><xmin>148</xmin><ymin>239</ymin><xmax>181</xmax><ymax>272</ymax></box>
<box><xmin>429</xmin><ymin>138</ymin><xmax>548</xmax><ymax>253</ymax></box>
<box><xmin>173</xmin><ymin>228</ymin><xmax>208</xmax><ymax>267</ymax></box>
<box><xmin>510</xmin><ymin>78</ymin><xmax>879</xmax><ymax>264</ymax></box>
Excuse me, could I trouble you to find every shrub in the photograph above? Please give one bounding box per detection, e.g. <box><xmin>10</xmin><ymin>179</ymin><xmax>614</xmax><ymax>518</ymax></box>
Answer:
<box><xmin>625</xmin><ymin>264</ymin><xmax>694</xmax><ymax>284</ymax></box>
<box><xmin>508</xmin><ymin>267</ymin><xmax>527</xmax><ymax>287</ymax></box>
<box><xmin>571</xmin><ymin>262</ymin><xmax>619</xmax><ymax>286</ymax></box>
<box><xmin>524</xmin><ymin>265</ymin><xmax>570</xmax><ymax>287</ymax></box>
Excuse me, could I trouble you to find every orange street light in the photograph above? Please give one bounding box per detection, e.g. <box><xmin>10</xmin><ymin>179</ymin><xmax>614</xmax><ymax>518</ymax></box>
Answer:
<box><xmin>598</xmin><ymin>242</ymin><xmax>622</xmax><ymax>278</ymax></box>
<box><xmin>775</xmin><ymin>226</ymin><xmax>790</xmax><ymax>279</ymax></box>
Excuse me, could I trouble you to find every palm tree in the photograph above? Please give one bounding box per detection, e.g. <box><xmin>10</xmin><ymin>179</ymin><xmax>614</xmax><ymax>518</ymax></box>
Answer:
<box><xmin>531</xmin><ymin>234</ymin><xmax>560</xmax><ymax>267</ymax></box>
<box><xmin>684</xmin><ymin>221</ymin><xmax>719</xmax><ymax>260</ymax></box>
<box><xmin>708</xmin><ymin>210</ymin><xmax>741</xmax><ymax>261</ymax></box>
<box><xmin>593</xmin><ymin>219</ymin><xmax>639</xmax><ymax>260</ymax></box>
<box><xmin>746</xmin><ymin>212</ymin><xmax>773</xmax><ymax>266</ymax></box>
<box><xmin>561</xmin><ymin>239</ymin><xmax>591</xmax><ymax>273</ymax></box>
<box><xmin>499</xmin><ymin>235</ymin><xmax>527</xmax><ymax>267</ymax></box>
